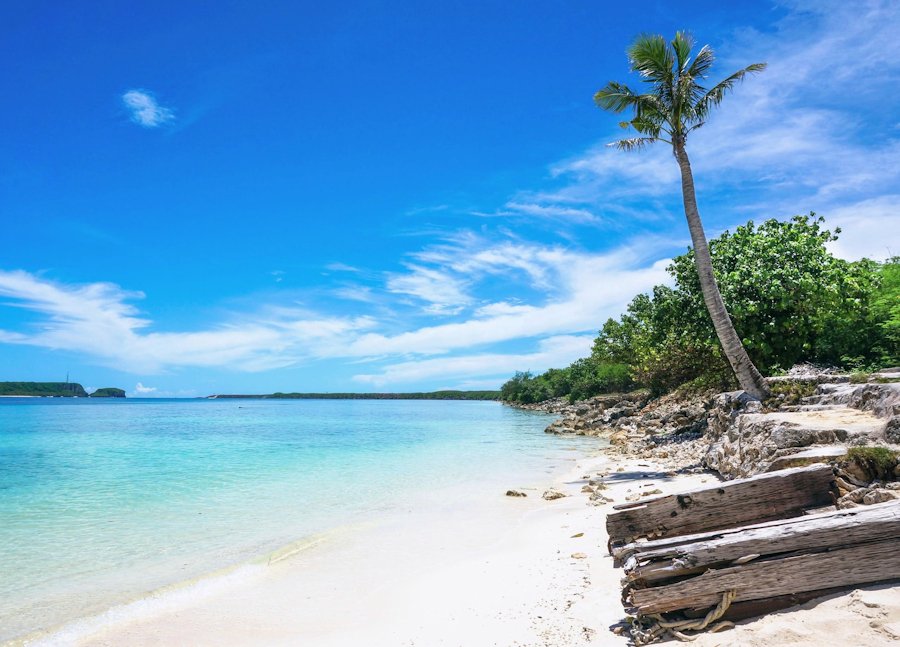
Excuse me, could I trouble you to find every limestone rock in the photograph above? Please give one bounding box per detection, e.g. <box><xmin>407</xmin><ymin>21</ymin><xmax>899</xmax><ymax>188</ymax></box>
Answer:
<box><xmin>542</xmin><ymin>489</ymin><xmax>567</xmax><ymax>501</ymax></box>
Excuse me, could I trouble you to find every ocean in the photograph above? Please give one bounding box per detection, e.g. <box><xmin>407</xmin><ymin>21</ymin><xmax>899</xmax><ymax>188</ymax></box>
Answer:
<box><xmin>0</xmin><ymin>397</ymin><xmax>590</xmax><ymax>642</ymax></box>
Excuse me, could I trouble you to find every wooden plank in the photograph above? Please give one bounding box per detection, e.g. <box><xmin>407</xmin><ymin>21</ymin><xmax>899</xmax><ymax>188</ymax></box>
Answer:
<box><xmin>613</xmin><ymin>510</ymin><xmax>836</xmax><ymax>563</ymax></box>
<box><xmin>606</xmin><ymin>464</ymin><xmax>836</xmax><ymax>549</ymax></box>
<box><xmin>626</xmin><ymin>500</ymin><xmax>900</xmax><ymax>585</ymax></box>
<box><xmin>628</xmin><ymin>537</ymin><xmax>900</xmax><ymax>615</ymax></box>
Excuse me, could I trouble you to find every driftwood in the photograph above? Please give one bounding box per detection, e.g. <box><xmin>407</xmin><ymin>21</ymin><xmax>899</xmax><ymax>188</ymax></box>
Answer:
<box><xmin>622</xmin><ymin>501</ymin><xmax>900</xmax><ymax>586</ymax></box>
<box><xmin>629</xmin><ymin>531</ymin><xmax>900</xmax><ymax>615</ymax></box>
<box><xmin>606</xmin><ymin>464</ymin><xmax>836</xmax><ymax>550</ymax></box>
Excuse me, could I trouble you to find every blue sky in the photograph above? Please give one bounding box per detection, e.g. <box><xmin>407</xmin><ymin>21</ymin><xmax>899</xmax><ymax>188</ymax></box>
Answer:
<box><xmin>1</xmin><ymin>0</ymin><xmax>899</xmax><ymax>396</ymax></box>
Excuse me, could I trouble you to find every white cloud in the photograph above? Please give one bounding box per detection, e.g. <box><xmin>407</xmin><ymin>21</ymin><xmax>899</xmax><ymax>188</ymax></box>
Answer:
<box><xmin>353</xmin><ymin>335</ymin><xmax>595</xmax><ymax>387</ymax></box>
<box><xmin>0</xmin><ymin>270</ymin><xmax>374</xmax><ymax>373</ymax></box>
<box><xmin>325</xmin><ymin>263</ymin><xmax>360</xmax><ymax>273</ymax></box>
<box><xmin>122</xmin><ymin>89</ymin><xmax>174</xmax><ymax>128</ymax></box>
<box><xmin>385</xmin><ymin>264</ymin><xmax>471</xmax><ymax>315</ymax></box>
<box><xmin>520</xmin><ymin>1</ymin><xmax>900</xmax><ymax>260</ymax></box>
<box><xmin>824</xmin><ymin>195</ymin><xmax>900</xmax><ymax>261</ymax></box>
<box><xmin>475</xmin><ymin>201</ymin><xmax>600</xmax><ymax>223</ymax></box>
<box><xmin>0</xmin><ymin>231</ymin><xmax>670</xmax><ymax>384</ymax></box>
<box><xmin>133</xmin><ymin>382</ymin><xmax>157</xmax><ymax>394</ymax></box>
<box><xmin>334</xmin><ymin>285</ymin><xmax>377</xmax><ymax>303</ymax></box>
<box><xmin>343</xmin><ymin>237</ymin><xmax>671</xmax><ymax>359</ymax></box>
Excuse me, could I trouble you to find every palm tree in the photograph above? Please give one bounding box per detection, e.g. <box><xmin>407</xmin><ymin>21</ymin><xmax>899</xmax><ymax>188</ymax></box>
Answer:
<box><xmin>595</xmin><ymin>32</ymin><xmax>770</xmax><ymax>400</ymax></box>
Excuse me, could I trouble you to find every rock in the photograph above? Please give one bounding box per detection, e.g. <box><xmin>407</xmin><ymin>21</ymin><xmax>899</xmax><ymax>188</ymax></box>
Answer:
<box><xmin>834</xmin><ymin>475</ymin><xmax>857</xmax><ymax>493</ymax></box>
<box><xmin>506</xmin><ymin>490</ymin><xmax>527</xmax><ymax>497</ymax></box>
<box><xmin>837</xmin><ymin>495</ymin><xmax>859</xmax><ymax>509</ymax></box>
<box><xmin>885</xmin><ymin>415</ymin><xmax>900</xmax><ymax>444</ymax></box>
<box><xmin>542</xmin><ymin>489</ymin><xmax>567</xmax><ymax>501</ymax></box>
<box><xmin>609</xmin><ymin>430</ymin><xmax>628</xmax><ymax>446</ymax></box>
<box><xmin>862</xmin><ymin>488</ymin><xmax>899</xmax><ymax>505</ymax></box>
<box><xmin>641</xmin><ymin>488</ymin><xmax>663</xmax><ymax>496</ymax></box>
<box><xmin>705</xmin><ymin>381</ymin><xmax>898</xmax><ymax>478</ymax></box>
<box><xmin>580</xmin><ymin>485</ymin><xmax>593</xmax><ymax>493</ymax></box>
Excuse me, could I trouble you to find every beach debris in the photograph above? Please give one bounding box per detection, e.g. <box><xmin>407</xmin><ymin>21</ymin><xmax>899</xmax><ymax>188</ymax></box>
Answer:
<box><xmin>570</xmin><ymin>532</ymin><xmax>584</xmax><ymax>538</ymax></box>
<box><xmin>606</xmin><ymin>464</ymin><xmax>835</xmax><ymax>552</ymax></box>
<box><xmin>542</xmin><ymin>489</ymin><xmax>567</xmax><ymax>500</ymax></box>
<box><xmin>505</xmin><ymin>489</ymin><xmax>527</xmax><ymax>497</ymax></box>
<box><xmin>570</xmin><ymin>552</ymin><xmax>588</xmax><ymax>559</ymax></box>
<box><xmin>609</xmin><ymin>465</ymin><xmax>900</xmax><ymax>644</ymax></box>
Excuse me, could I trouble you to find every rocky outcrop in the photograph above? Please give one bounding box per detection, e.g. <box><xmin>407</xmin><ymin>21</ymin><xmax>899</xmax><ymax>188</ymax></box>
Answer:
<box><xmin>538</xmin><ymin>390</ymin><xmax>711</xmax><ymax>441</ymax></box>
<box><xmin>514</xmin><ymin>365</ymin><xmax>900</xmax><ymax>482</ymax></box>
<box><xmin>705</xmin><ymin>381</ymin><xmax>900</xmax><ymax>478</ymax></box>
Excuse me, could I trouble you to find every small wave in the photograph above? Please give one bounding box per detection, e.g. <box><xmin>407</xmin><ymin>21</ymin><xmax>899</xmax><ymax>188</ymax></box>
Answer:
<box><xmin>16</xmin><ymin>528</ymin><xmax>349</xmax><ymax>647</ymax></box>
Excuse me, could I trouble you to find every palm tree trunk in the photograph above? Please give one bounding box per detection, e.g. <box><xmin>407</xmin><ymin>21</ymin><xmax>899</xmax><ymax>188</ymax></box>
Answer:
<box><xmin>673</xmin><ymin>141</ymin><xmax>770</xmax><ymax>400</ymax></box>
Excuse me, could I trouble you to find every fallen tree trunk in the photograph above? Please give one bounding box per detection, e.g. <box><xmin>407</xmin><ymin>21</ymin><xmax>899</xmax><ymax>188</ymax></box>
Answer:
<box><xmin>606</xmin><ymin>464</ymin><xmax>836</xmax><ymax>550</ymax></box>
<box><xmin>629</xmin><ymin>532</ymin><xmax>900</xmax><ymax>615</ymax></box>
<box><xmin>623</xmin><ymin>501</ymin><xmax>900</xmax><ymax>586</ymax></box>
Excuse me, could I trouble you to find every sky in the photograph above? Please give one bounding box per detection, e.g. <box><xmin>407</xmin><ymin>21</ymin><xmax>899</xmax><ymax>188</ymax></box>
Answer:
<box><xmin>1</xmin><ymin>0</ymin><xmax>899</xmax><ymax>397</ymax></box>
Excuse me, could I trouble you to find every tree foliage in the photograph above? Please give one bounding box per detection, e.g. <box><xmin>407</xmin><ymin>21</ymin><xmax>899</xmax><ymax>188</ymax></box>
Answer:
<box><xmin>501</xmin><ymin>215</ymin><xmax>898</xmax><ymax>402</ymax></box>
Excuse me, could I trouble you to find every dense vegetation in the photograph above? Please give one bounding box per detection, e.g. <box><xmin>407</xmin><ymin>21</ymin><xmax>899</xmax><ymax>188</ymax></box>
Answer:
<box><xmin>0</xmin><ymin>382</ymin><xmax>89</xmax><ymax>397</ymax></box>
<box><xmin>213</xmin><ymin>391</ymin><xmax>501</xmax><ymax>401</ymax></box>
<box><xmin>502</xmin><ymin>215</ymin><xmax>899</xmax><ymax>404</ymax></box>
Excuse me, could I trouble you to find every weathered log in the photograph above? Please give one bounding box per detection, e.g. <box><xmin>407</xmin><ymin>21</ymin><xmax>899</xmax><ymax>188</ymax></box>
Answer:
<box><xmin>628</xmin><ymin>536</ymin><xmax>900</xmax><ymax>615</ymax></box>
<box><xmin>624</xmin><ymin>500</ymin><xmax>900</xmax><ymax>585</ymax></box>
<box><xmin>606</xmin><ymin>464</ymin><xmax>835</xmax><ymax>550</ymax></box>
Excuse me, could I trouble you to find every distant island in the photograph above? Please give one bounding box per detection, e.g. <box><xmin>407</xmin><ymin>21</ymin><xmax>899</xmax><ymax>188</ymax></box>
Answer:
<box><xmin>89</xmin><ymin>387</ymin><xmax>126</xmax><ymax>398</ymax></box>
<box><xmin>0</xmin><ymin>382</ymin><xmax>125</xmax><ymax>398</ymax></box>
<box><xmin>208</xmin><ymin>390</ymin><xmax>500</xmax><ymax>400</ymax></box>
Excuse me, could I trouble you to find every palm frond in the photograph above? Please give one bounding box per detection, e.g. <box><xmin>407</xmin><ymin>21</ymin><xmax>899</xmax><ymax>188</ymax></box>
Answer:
<box><xmin>609</xmin><ymin>137</ymin><xmax>660</xmax><ymax>151</ymax></box>
<box><xmin>594</xmin><ymin>81</ymin><xmax>640</xmax><ymax>113</ymax></box>
<box><xmin>627</xmin><ymin>34</ymin><xmax>674</xmax><ymax>84</ymax></box>
<box><xmin>687</xmin><ymin>45</ymin><xmax>715</xmax><ymax>79</ymax></box>
<box><xmin>595</xmin><ymin>32</ymin><xmax>764</xmax><ymax>151</ymax></box>
<box><xmin>630</xmin><ymin>115</ymin><xmax>663</xmax><ymax>138</ymax></box>
<box><xmin>694</xmin><ymin>62</ymin><xmax>766</xmax><ymax>119</ymax></box>
<box><xmin>672</xmin><ymin>31</ymin><xmax>694</xmax><ymax>73</ymax></box>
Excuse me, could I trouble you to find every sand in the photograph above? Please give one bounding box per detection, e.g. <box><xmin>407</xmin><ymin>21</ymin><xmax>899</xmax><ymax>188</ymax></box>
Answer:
<box><xmin>30</xmin><ymin>449</ymin><xmax>900</xmax><ymax>647</ymax></box>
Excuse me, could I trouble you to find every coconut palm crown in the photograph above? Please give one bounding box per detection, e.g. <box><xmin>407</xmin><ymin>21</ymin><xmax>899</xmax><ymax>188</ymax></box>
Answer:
<box><xmin>595</xmin><ymin>32</ymin><xmax>771</xmax><ymax>399</ymax></box>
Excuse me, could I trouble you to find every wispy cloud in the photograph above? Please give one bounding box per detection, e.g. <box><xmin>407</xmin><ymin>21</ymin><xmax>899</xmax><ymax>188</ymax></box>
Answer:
<box><xmin>353</xmin><ymin>335</ymin><xmax>594</xmax><ymax>387</ymax></box>
<box><xmin>489</xmin><ymin>1</ymin><xmax>900</xmax><ymax>258</ymax></box>
<box><xmin>385</xmin><ymin>264</ymin><xmax>472</xmax><ymax>315</ymax></box>
<box><xmin>325</xmin><ymin>263</ymin><xmax>360</xmax><ymax>273</ymax></box>
<box><xmin>0</xmin><ymin>270</ymin><xmax>374</xmax><ymax>373</ymax></box>
<box><xmin>122</xmin><ymin>89</ymin><xmax>175</xmax><ymax>128</ymax></box>
<box><xmin>133</xmin><ymin>382</ymin><xmax>157</xmax><ymax>394</ymax></box>
<box><xmin>0</xmin><ymin>230</ymin><xmax>670</xmax><ymax>383</ymax></box>
<box><xmin>474</xmin><ymin>201</ymin><xmax>600</xmax><ymax>224</ymax></box>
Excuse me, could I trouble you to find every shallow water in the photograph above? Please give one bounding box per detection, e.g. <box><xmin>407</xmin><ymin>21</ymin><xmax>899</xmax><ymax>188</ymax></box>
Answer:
<box><xmin>0</xmin><ymin>398</ymin><xmax>591</xmax><ymax>641</ymax></box>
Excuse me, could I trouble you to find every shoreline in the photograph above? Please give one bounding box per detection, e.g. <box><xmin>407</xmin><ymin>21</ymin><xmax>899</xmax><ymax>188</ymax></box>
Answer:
<box><xmin>15</xmin><ymin>429</ymin><xmax>900</xmax><ymax>646</ymax></box>
<box><xmin>22</xmin><ymin>444</ymin><xmax>624</xmax><ymax>646</ymax></box>
<box><xmin>29</xmin><ymin>444</ymin><xmax>726</xmax><ymax>647</ymax></box>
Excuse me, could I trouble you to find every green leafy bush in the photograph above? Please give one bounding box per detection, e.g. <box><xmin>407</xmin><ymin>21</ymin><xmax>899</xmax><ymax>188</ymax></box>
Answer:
<box><xmin>503</xmin><ymin>215</ymin><xmax>898</xmax><ymax>403</ymax></box>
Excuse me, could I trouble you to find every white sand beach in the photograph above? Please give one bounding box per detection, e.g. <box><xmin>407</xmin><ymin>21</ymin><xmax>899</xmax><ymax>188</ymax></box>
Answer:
<box><xmin>28</xmin><ymin>449</ymin><xmax>899</xmax><ymax>647</ymax></box>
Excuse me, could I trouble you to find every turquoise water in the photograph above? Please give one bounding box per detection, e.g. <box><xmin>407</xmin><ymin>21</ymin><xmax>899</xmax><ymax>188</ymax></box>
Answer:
<box><xmin>0</xmin><ymin>398</ymin><xmax>586</xmax><ymax>641</ymax></box>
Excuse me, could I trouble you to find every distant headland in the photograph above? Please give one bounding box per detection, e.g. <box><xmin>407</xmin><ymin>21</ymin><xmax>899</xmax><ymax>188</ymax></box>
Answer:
<box><xmin>0</xmin><ymin>382</ymin><xmax>125</xmax><ymax>398</ymax></box>
<box><xmin>207</xmin><ymin>390</ymin><xmax>500</xmax><ymax>401</ymax></box>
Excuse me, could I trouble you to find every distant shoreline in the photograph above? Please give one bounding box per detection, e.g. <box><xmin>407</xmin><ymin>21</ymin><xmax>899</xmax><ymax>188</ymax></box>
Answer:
<box><xmin>206</xmin><ymin>390</ymin><xmax>501</xmax><ymax>401</ymax></box>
